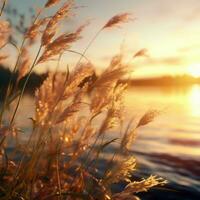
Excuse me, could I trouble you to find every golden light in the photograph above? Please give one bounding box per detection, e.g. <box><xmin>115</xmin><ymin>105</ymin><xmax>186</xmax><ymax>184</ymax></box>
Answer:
<box><xmin>188</xmin><ymin>85</ymin><xmax>200</xmax><ymax>117</ymax></box>
<box><xmin>187</xmin><ymin>64</ymin><xmax>200</xmax><ymax>78</ymax></box>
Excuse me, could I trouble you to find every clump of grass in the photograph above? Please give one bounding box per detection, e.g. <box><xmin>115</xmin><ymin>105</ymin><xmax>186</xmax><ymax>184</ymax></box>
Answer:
<box><xmin>0</xmin><ymin>0</ymin><xmax>167</xmax><ymax>199</ymax></box>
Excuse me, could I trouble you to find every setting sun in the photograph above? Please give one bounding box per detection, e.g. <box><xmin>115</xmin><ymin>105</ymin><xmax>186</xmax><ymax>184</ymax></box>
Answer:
<box><xmin>187</xmin><ymin>64</ymin><xmax>200</xmax><ymax>78</ymax></box>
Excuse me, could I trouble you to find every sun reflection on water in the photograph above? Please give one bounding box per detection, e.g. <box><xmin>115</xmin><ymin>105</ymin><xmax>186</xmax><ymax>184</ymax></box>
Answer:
<box><xmin>188</xmin><ymin>85</ymin><xmax>200</xmax><ymax>117</ymax></box>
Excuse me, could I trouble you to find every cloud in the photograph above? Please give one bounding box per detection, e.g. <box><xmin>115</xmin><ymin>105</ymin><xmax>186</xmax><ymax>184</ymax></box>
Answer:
<box><xmin>135</xmin><ymin>56</ymin><xmax>184</xmax><ymax>68</ymax></box>
<box><xmin>178</xmin><ymin>44</ymin><xmax>200</xmax><ymax>53</ymax></box>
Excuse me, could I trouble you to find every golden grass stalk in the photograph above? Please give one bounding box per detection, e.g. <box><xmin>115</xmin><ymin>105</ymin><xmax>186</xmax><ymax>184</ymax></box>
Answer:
<box><xmin>136</xmin><ymin>109</ymin><xmax>160</xmax><ymax>128</ymax></box>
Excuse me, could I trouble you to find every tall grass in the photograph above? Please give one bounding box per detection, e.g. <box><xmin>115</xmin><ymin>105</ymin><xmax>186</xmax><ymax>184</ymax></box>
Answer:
<box><xmin>0</xmin><ymin>0</ymin><xmax>167</xmax><ymax>199</ymax></box>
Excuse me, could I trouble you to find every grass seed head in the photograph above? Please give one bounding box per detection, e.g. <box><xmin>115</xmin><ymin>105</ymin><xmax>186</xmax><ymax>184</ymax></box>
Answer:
<box><xmin>133</xmin><ymin>48</ymin><xmax>148</xmax><ymax>58</ymax></box>
<box><xmin>38</xmin><ymin>24</ymin><xmax>85</xmax><ymax>64</ymax></box>
<box><xmin>0</xmin><ymin>20</ymin><xmax>10</xmax><ymax>48</ymax></box>
<box><xmin>45</xmin><ymin>0</ymin><xmax>61</xmax><ymax>8</ymax></box>
<box><xmin>103</xmin><ymin>13</ymin><xmax>132</xmax><ymax>29</ymax></box>
<box><xmin>137</xmin><ymin>110</ymin><xmax>160</xmax><ymax>128</ymax></box>
<box><xmin>41</xmin><ymin>0</ymin><xmax>74</xmax><ymax>46</ymax></box>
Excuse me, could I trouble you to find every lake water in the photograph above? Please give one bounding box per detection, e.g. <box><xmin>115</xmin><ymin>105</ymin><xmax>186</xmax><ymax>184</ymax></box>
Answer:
<box><xmin>124</xmin><ymin>85</ymin><xmax>200</xmax><ymax>200</ymax></box>
<box><xmin>7</xmin><ymin>85</ymin><xmax>200</xmax><ymax>199</ymax></box>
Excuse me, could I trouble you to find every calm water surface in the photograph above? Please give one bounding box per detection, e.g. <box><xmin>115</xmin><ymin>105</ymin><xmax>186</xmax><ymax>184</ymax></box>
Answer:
<box><xmin>124</xmin><ymin>85</ymin><xmax>200</xmax><ymax>200</ymax></box>
<box><xmin>13</xmin><ymin>85</ymin><xmax>200</xmax><ymax>199</ymax></box>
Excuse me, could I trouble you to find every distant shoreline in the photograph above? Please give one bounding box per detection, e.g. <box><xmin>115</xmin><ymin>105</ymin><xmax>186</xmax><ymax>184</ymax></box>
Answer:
<box><xmin>1</xmin><ymin>65</ymin><xmax>200</xmax><ymax>95</ymax></box>
<box><xmin>122</xmin><ymin>75</ymin><xmax>200</xmax><ymax>87</ymax></box>
<box><xmin>0</xmin><ymin>65</ymin><xmax>47</xmax><ymax>100</ymax></box>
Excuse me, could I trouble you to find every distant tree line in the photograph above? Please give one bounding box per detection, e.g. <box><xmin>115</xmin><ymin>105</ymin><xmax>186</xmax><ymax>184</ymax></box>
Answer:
<box><xmin>0</xmin><ymin>65</ymin><xmax>47</xmax><ymax>100</ymax></box>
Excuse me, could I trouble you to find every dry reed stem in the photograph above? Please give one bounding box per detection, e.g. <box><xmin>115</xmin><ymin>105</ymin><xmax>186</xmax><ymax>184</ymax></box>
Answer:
<box><xmin>0</xmin><ymin>0</ymin><xmax>7</xmax><ymax>16</ymax></box>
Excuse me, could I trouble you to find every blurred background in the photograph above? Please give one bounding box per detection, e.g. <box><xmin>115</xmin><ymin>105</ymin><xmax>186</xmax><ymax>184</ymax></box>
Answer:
<box><xmin>0</xmin><ymin>0</ymin><xmax>200</xmax><ymax>199</ymax></box>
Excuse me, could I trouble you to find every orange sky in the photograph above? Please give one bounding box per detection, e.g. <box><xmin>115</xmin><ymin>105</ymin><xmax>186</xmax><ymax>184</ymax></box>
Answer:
<box><xmin>2</xmin><ymin>0</ymin><xmax>200</xmax><ymax>78</ymax></box>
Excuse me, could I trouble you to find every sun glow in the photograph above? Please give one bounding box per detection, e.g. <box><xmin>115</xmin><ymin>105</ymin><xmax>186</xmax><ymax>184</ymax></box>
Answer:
<box><xmin>188</xmin><ymin>85</ymin><xmax>200</xmax><ymax>117</ymax></box>
<box><xmin>187</xmin><ymin>64</ymin><xmax>200</xmax><ymax>78</ymax></box>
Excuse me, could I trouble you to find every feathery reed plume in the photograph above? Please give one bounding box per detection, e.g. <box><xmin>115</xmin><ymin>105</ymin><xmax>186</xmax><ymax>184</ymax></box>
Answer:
<box><xmin>136</xmin><ymin>110</ymin><xmax>159</xmax><ymax>128</ymax></box>
<box><xmin>113</xmin><ymin>176</ymin><xmax>167</xmax><ymax>199</ymax></box>
<box><xmin>63</xmin><ymin>62</ymin><xmax>94</xmax><ymax>98</ymax></box>
<box><xmin>120</xmin><ymin>128</ymin><xmax>137</xmax><ymax>153</ymax></box>
<box><xmin>90</xmin><ymin>73</ymin><xmax>121</xmax><ymax>116</ymax></box>
<box><xmin>75</xmin><ymin>13</ymin><xmax>131</xmax><ymax>66</ymax></box>
<box><xmin>121</xmin><ymin>110</ymin><xmax>160</xmax><ymax>152</ymax></box>
<box><xmin>45</xmin><ymin>0</ymin><xmax>61</xmax><ymax>8</ymax></box>
<box><xmin>93</xmin><ymin>68</ymin><xmax>127</xmax><ymax>89</ymax></box>
<box><xmin>133</xmin><ymin>48</ymin><xmax>148</xmax><ymax>58</ymax></box>
<box><xmin>0</xmin><ymin>20</ymin><xmax>10</xmax><ymax>48</ymax></box>
<box><xmin>103</xmin><ymin>13</ymin><xmax>132</xmax><ymax>29</ymax></box>
<box><xmin>25</xmin><ymin>18</ymin><xmax>49</xmax><ymax>42</ymax></box>
<box><xmin>90</xmin><ymin>54</ymin><xmax>127</xmax><ymax>116</ymax></box>
<box><xmin>108</xmin><ymin>54</ymin><xmax>123</xmax><ymax>69</ymax></box>
<box><xmin>122</xmin><ymin>175</ymin><xmax>167</xmax><ymax>194</ymax></box>
<box><xmin>17</xmin><ymin>59</ymin><xmax>31</xmax><ymax>83</ymax></box>
<box><xmin>17</xmin><ymin>48</ymin><xmax>31</xmax><ymax>83</ymax></box>
<box><xmin>56</xmin><ymin>101</ymin><xmax>81</xmax><ymax>124</ymax></box>
<box><xmin>103</xmin><ymin>157</ymin><xmax>136</xmax><ymax>185</ymax></box>
<box><xmin>35</xmin><ymin>73</ymin><xmax>65</xmax><ymax>125</ymax></box>
<box><xmin>98</xmin><ymin>83</ymin><xmax>126</xmax><ymax>134</ymax></box>
<box><xmin>41</xmin><ymin>0</ymin><xmax>74</xmax><ymax>46</ymax></box>
<box><xmin>91</xmin><ymin>53</ymin><xmax>127</xmax><ymax>90</ymax></box>
<box><xmin>38</xmin><ymin>24</ymin><xmax>86</xmax><ymax>63</ymax></box>
<box><xmin>35</xmin><ymin>64</ymin><xmax>94</xmax><ymax>126</ymax></box>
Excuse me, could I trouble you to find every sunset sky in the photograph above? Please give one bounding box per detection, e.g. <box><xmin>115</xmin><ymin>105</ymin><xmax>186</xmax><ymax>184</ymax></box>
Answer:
<box><xmin>3</xmin><ymin>0</ymin><xmax>200</xmax><ymax>78</ymax></box>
